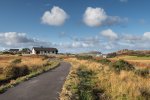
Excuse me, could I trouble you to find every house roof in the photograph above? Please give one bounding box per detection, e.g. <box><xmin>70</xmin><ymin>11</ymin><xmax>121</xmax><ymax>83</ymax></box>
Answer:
<box><xmin>32</xmin><ymin>47</ymin><xmax>58</xmax><ymax>52</ymax></box>
<box><xmin>9</xmin><ymin>49</ymin><xmax>19</xmax><ymax>52</ymax></box>
<box><xmin>21</xmin><ymin>48</ymin><xmax>31</xmax><ymax>52</ymax></box>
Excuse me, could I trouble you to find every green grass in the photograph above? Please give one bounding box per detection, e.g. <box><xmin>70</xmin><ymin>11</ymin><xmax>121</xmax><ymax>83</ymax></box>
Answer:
<box><xmin>77</xmin><ymin>66</ymin><xmax>97</xmax><ymax>100</ymax></box>
<box><xmin>109</xmin><ymin>59</ymin><xmax>135</xmax><ymax>72</ymax></box>
<box><xmin>115</xmin><ymin>55</ymin><xmax>150</xmax><ymax>60</ymax></box>
<box><xmin>0</xmin><ymin>61</ymin><xmax>60</xmax><ymax>93</ymax></box>
<box><xmin>96</xmin><ymin>58</ymin><xmax>111</xmax><ymax>65</ymax></box>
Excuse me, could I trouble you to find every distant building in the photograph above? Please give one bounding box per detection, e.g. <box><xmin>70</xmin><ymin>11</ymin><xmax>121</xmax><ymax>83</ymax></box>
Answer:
<box><xmin>9</xmin><ymin>49</ymin><xmax>19</xmax><ymax>53</ymax></box>
<box><xmin>32</xmin><ymin>47</ymin><xmax>58</xmax><ymax>55</ymax></box>
<box><xmin>82</xmin><ymin>51</ymin><xmax>102</xmax><ymax>57</ymax></box>
<box><xmin>21</xmin><ymin>48</ymin><xmax>31</xmax><ymax>54</ymax></box>
<box><xmin>102</xmin><ymin>54</ymin><xmax>108</xmax><ymax>58</ymax></box>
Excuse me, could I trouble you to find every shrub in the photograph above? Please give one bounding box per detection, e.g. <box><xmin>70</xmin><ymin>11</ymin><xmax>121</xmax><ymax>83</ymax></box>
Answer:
<box><xmin>140</xmin><ymin>88</ymin><xmax>150</xmax><ymax>99</ymax></box>
<box><xmin>109</xmin><ymin>60</ymin><xmax>135</xmax><ymax>72</ymax></box>
<box><xmin>134</xmin><ymin>69</ymin><xmax>149</xmax><ymax>77</ymax></box>
<box><xmin>17</xmin><ymin>54</ymin><xmax>22</xmax><ymax>56</ymax></box>
<box><xmin>3</xmin><ymin>65</ymin><xmax>29</xmax><ymax>79</ymax></box>
<box><xmin>3</xmin><ymin>65</ymin><xmax>19</xmax><ymax>79</ymax></box>
<box><xmin>42</xmin><ymin>61</ymin><xmax>52</xmax><ymax>67</ymax></box>
<box><xmin>98</xmin><ymin>59</ymin><xmax>111</xmax><ymax>65</ymax></box>
<box><xmin>11</xmin><ymin>58</ymin><xmax>21</xmax><ymax>64</ymax></box>
<box><xmin>107</xmin><ymin>52</ymin><xmax>117</xmax><ymax>58</ymax></box>
<box><xmin>42</xmin><ymin>55</ymin><xmax>49</xmax><ymax>60</ymax></box>
<box><xmin>19</xmin><ymin>65</ymin><xmax>30</xmax><ymax>76</ymax></box>
<box><xmin>76</xmin><ymin>55</ymin><xmax>93</xmax><ymax>60</ymax></box>
<box><xmin>2</xmin><ymin>51</ymin><xmax>12</xmax><ymax>54</ymax></box>
<box><xmin>0</xmin><ymin>68</ymin><xmax>3</xmax><ymax>74</ymax></box>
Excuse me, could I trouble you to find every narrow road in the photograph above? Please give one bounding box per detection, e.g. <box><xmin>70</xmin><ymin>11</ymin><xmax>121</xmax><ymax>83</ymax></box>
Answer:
<box><xmin>0</xmin><ymin>62</ymin><xmax>71</xmax><ymax>100</ymax></box>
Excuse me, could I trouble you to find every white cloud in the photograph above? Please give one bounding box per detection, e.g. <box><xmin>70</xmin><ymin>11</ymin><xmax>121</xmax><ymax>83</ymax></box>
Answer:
<box><xmin>72</xmin><ymin>42</ymin><xmax>90</xmax><ymax>48</ymax></box>
<box><xmin>59</xmin><ymin>31</ymin><xmax>150</xmax><ymax>53</ymax></box>
<box><xmin>0</xmin><ymin>32</ymin><xmax>35</xmax><ymax>45</ymax></box>
<box><xmin>105</xmin><ymin>16</ymin><xmax>128</xmax><ymax>26</ymax></box>
<box><xmin>105</xmin><ymin>45</ymin><xmax>112</xmax><ymax>50</ymax></box>
<box><xmin>83</xmin><ymin>7</ymin><xmax>107</xmax><ymax>27</ymax></box>
<box><xmin>83</xmin><ymin>7</ymin><xmax>127</xmax><ymax>27</ymax></box>
<box><xmin>143</xmin><ymin>32</ymin><xmax>150</xmax><ymax>40</ymax></box>
<box><xmin>1</xmin><ymin>31</ymin><xmax>149</xmax><ymax>53</ymax></box>
<box><xmin>41</xmin><ymin>6</ymin><xmax>68</xmax><ymax>26</ymax></box>
<box><xmin>100</xmin><ymin>29</ymin><xmax>118</xmax><ymax>40</ymax></box>
<box><xmin>0</xmin><ymin>32</ymin><xmax>56</xmax><ymax>49</ymax></box>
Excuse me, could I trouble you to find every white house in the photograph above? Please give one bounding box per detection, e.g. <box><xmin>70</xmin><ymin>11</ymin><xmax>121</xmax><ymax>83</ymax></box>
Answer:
<box><xmin>32</xmin><ymin>47</ymin><xmax>58</xmax><ymax>55</ymax></box>
<box><xmin>102</xmin><ymin>54</ymin><xmax>108</xmax><ymax>58</ymax></box>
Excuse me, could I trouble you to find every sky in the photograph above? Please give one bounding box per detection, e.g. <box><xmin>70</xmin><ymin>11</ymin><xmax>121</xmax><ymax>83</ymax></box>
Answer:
<box><xmin>0</xmin><ymin>0</ymin><xmax>150</xmax><ymax>53</ymax></box>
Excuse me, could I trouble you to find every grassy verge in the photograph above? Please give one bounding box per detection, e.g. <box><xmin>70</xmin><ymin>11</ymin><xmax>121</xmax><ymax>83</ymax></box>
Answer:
<box><xmin>60</xmin><ymin>58</ymin><xmax>108</xmax><ymax>100</ymax></box>
<box><xmin>0</xmin><ymin>61</ymin><xmax>60</xmax><ymax>93</ymax></box>
<box><xmin>60</xmin><ymin>58</ymin><xmax>150</xmax><ymax>100</ymax></box>
<box><xmin>76</xmin><ymin>65</ymin><xmax>104</xmax><ymax>100</ymax></box>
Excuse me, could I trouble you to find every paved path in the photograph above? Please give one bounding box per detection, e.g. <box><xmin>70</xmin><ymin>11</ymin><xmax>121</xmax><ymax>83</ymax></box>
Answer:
<box><xmin>0</xmin><ymin>62</ymin><xmax>71</xmax><ymax>100</ymax></box>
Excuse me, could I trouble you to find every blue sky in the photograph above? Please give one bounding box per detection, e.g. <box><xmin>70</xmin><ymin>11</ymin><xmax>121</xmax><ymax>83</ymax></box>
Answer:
<box><xmin>0</xmin><ymin>0</ymin><xmax>150</xmax><ymax>53</ymax></box>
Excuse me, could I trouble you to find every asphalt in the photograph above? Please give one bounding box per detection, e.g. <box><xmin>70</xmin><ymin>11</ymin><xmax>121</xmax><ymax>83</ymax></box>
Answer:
<box><xmin>0</xmin><ymin>62</ymin><xmax>71</xmax><ymax>100</ymax></box>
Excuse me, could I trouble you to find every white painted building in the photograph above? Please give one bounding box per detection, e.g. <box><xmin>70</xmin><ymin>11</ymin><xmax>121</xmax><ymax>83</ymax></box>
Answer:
<box><xmin>32</xmin><ymin>47</ymin><xmax>58</xmax><ymax>55</ymax></box>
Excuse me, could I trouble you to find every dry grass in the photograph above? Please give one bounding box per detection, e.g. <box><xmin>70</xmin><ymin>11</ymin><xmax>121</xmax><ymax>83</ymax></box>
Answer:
<box><xmin>109</xmin><ymin>55</ymin><xmax>150</xmax><ymax>68</ymax></box>
<box><xmin>60</xmin><ymin>58</ymin><xmax>150</xmax><ymax>100</ymax></box>
<box><xmin>0</xmin><ymin>55</ymin><xmax>49</xmax><ymax>81</ymax></box>
<box><xmin>0</xmin><ymin>55</ymin><xmax>47</xmax><ymax>68</ymax></box>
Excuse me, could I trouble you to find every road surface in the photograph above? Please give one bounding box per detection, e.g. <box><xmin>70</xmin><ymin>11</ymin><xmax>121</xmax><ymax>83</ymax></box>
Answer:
<box><xmin>0</xmin><ymin>62</ymin><xmax>71</xmax><ymax>100</ymax></box>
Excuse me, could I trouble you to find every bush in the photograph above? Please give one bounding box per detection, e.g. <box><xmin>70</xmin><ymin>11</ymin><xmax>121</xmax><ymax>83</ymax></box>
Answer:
<box><xmin>107</xmin><ymin>52</ymin><xmax>117</xmax><ymax>58</ymax></box>
<box><xmin>3</xmin><ymin>65</ymin><xmax>29</xmax><ymax>79</ymax></box>
<box><xmin>0</xmin><ymin>68</ymin><xmax>3</xmax><ymax>74</ymax></box>
<box><xmin>76</xmin><ymin>55</ymin><xmax>93</xmax><ymax>60</ymax></box>
<box><xmin>98</xmin><ymin>59</ymin><xmax>111</xmax><ymax>65</ymax></box>
<box><xmin>134</xmin><ymin>69</ymin><xmax>149</xmax><ymax>77</ymax></box>
<box><xmin>109</xmin><ymin>60</ymin><xmax>135</xmax><ymax>72</ymax></box>
<box><xmin>42</xmin><ymin>55</ymin><xmax>49</xmax><ymax>60</ymax></box>
<box><xmin>3</xmin><ymin>65</ymin><xmax>19</xmax><ymax>79</ymax></box>
<box><xmin>140</xmin><ymin>88</ymin><xmax>150</xmax><ymax>99</ymax></box>
<box><xmin>19</xmin><ymin>65</ymin><xmax>30</xmax><ymax>76</ymax></box>
<box><xmin>17</xmin><ymin>54</ymin><xmax>22</xmax><ymax>56</ymax></box>
<box><xmin>11</xmin><ymin>58</ymin><xmax>21</xmax><ymax>64</ymax></box>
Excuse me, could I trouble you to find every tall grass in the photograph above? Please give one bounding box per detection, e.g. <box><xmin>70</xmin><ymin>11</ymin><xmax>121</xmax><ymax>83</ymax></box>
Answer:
<box><xmin>60</xmin><ymin>58</ymin><xmax>150</xmax><ymax>100</ymax></box>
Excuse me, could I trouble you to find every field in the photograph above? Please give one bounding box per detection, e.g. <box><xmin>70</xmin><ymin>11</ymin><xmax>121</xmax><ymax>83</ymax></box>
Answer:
<box><xmin>0</xmin><ymin>55</ymin><xmax>46</xmax><ymax>80</ymax></box>
<box><xmin>0</xmin><ymin>54</ymin><xmax>58</xmax><ymax>83</ymax></box>
<box><xmin>60</xmin><ymin>57</ymin><xmax>150</xmax><ymax>100</ymax></box>
<box><xmin>109</xmin><ymin>55</ymin><xmax>150</xmax><ymax>68</ymax></box>
<box><xmin>0</xmin><ymin>55</ymin><xmax>47</xmax><ymax>68</ymax></box>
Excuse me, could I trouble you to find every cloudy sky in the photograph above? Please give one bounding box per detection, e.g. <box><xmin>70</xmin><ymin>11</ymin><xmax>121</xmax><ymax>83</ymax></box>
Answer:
<box><xmin>0</xmin><ymin>0</ymin><xmax>150</xmax><ymax>53</ymax></box>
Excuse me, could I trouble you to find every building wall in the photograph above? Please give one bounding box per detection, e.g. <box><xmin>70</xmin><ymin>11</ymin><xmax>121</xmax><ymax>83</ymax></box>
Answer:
<box><xmin>32</xmin><ymin>49</ymin><xmax>57</xmax><ymax>55</ymax></box>
<box><xmin>32</xmin><ymin>49</ymin><xmax>36</xmax><ymax>54</ymax></box>
<box><xmin>41</xmin><ymin>51</ymin><xmax>57</xmax><ymax>55</ymax></box>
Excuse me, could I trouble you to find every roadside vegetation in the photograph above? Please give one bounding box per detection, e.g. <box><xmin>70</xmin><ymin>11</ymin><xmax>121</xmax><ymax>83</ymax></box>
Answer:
<box><xmin>60</xmin><ymin>56</ymin><xmax>150</xmax><ymax>100</ymax></box>
<box><xmin>0</xmin><ymin>55</ymin><xmax>60</xmax><ymax>93</ymax></box>
<box><xmin>109</xmin><ymin>55</ymin><xmax>150</xmax><ymax>68</ymax></box>
<box><xmin>113</xmin><ymin>55</ymin><xmax>150</xmax><ymax>60</ymax></box>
